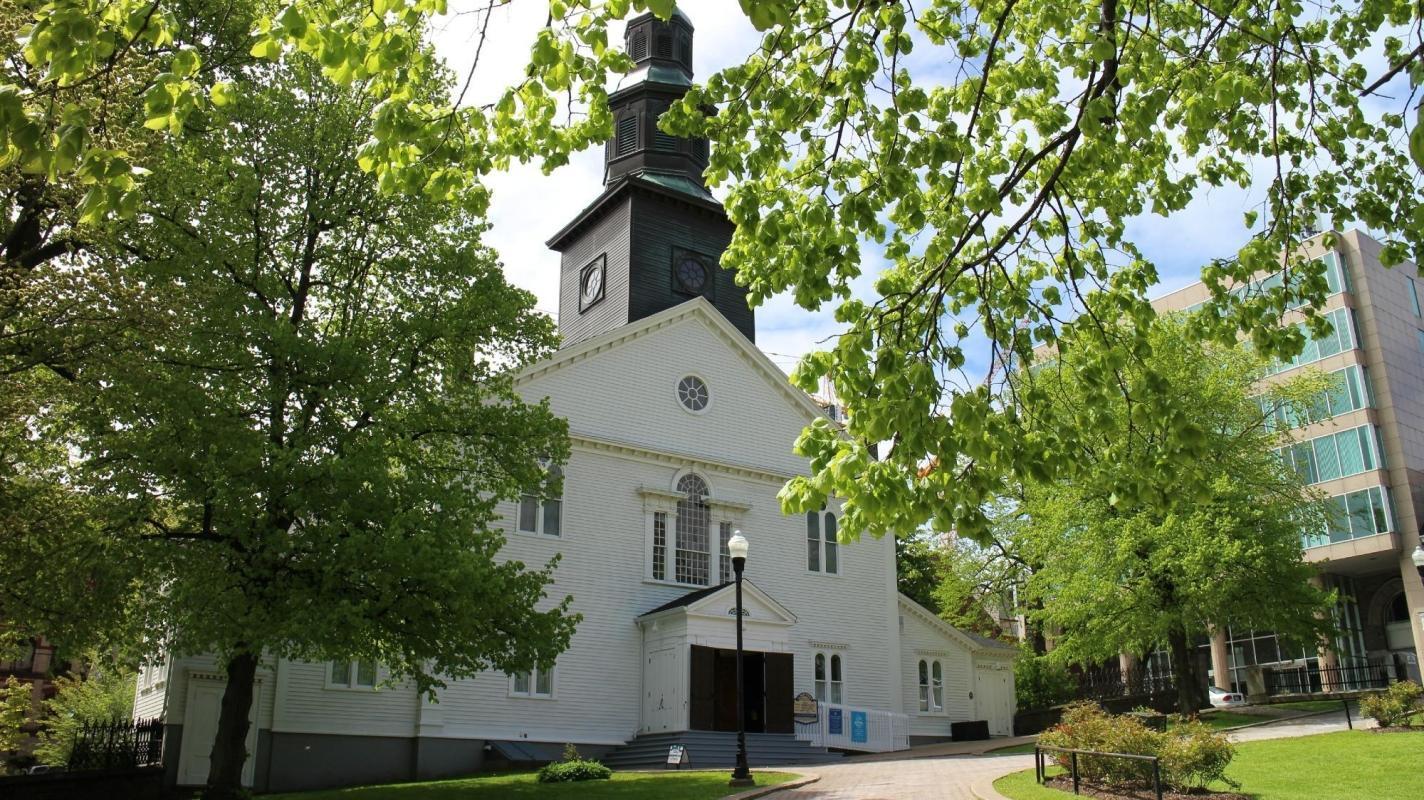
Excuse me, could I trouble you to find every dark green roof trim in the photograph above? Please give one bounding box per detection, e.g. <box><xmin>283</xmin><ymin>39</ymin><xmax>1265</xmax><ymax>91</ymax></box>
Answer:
<box><xmin>546</xmin><ymin>172</ymin><xmax>725</xmax><ymax>250</ymax></box>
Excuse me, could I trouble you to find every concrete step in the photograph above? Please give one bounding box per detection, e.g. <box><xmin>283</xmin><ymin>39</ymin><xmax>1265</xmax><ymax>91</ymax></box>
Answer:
<box><xmin>602</xmin><ymin>731</ymin><xmax>843</xmax><ymax>768</ymax></box>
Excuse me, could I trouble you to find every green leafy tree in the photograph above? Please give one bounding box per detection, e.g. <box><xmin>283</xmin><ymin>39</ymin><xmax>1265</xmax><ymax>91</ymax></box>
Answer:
<box><xmin>0</xmin><ymin>676</ymin><xmax>30</xmax><ymax>766</ymax></box>
<box><xmin>34</xmin><ymin>54</ymin><xmax>577</xmax><ymax>798</ymax></box>
<box><xmin>34</xmin><ymin>663</ymin><xmax>138</xmax><ymax>767</ymax></box>
<box><xmin>895</xmin><ymin>533</ymin><xmax>944</xmax><ymax>613</ymax></box>
<box><xmin>10</xmin><ymin>2</ymin><xmax>1424</xmax><ymax>545</ymax></box>
<box><xmin>1013</xmin><ymin>318</ymin><xmax>1334</xmax><ymax>712</ymax></box>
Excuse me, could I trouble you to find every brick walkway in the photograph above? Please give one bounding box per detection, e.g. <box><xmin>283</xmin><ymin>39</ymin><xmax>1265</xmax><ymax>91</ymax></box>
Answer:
<box><xmin>767</xmin><ymin>753</ymin><xmax>1034</xmax><ymax>800</ymax></box>
<box><xmin>767</xmin><ymin>705</ymin><xmax>1372</xmax><ymax>799</ymax></box>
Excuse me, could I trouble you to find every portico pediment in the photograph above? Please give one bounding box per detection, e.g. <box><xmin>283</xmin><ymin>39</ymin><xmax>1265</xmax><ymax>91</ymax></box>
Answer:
<box><xmin>638</xmin><ymin>580</ymin><xmax>797</xmax><ymax>627</ymax></box>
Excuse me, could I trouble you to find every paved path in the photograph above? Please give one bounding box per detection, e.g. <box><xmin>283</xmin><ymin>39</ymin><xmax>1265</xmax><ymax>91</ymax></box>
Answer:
<box><xmin>769</xmin><ymin>753</ymin><xmax>1034</xmax><ymax>800</ymax></box>
<box><xmin>1226</xmin><ymin>703</ymin><xmax>1373</xmax><ymax>742</ymax></box>
<box><xmin>767</xmin><ymin>704</ymin><xmax>1372</xmax><ymax>800</ymax></box>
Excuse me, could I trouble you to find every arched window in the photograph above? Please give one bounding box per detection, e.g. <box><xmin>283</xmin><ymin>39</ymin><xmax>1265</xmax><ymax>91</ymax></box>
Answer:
<box><xmin>814</xmin><ymin>653</ymin><xmax>827</xmax><ymax>701</ymax></box>
<box><xmin>807</xmin><ymin>508</ymin><xmax>840</xmax><ymax>574</ymax></box>
<box><xmin>675</xmin><ymin>474</ymin><xmax>710</xmax><ymax>585</ymax></box>
<box><xmin>830</xmin><ymin>654</ymin><xmax>844</xmax><ymax>703</ymax></box>
<box><xmin>518</xmin><ymin>465</ymin><xmax>562</xmax><ymax>536</ymax></box>
<box><xmin>931</xmin><ymin>660</ymin><xmax>944</xmax><ymax>711</ymax></box>
<box><xmin>918</xmin><ymin>659</ymin><xmax>943</xmax><ymax>713</ymax></box>
<box><xmin>917</xmin><ymin>660</ymin><xmax>930</xmax><ymax>712</ymax></box>
<box><xmin>718</xmin><ymin>521</ymin><xmax>733</xmax><ymax>584</ymax></box>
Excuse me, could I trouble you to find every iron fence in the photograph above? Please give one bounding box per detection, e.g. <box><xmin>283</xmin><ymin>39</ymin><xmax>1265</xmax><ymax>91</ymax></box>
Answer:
<box><xmin>1035</xmin><ymin>744</ymin><xmax>1163</xmax><ymax>800</ymax></box>
<box><xmin>1264</xmin><ymin>662</ymin><xmax>1397</xmax><ymax>696</ymax></box>
<box><xmin>1075</xmin><ymin>666</ymin><xmax>1175</xmax><ymax>701</ymax></box>
<box><xmin>66</xmin><ymin>718</ymin><xmax>164</xmax><ymax>771</ymax></box>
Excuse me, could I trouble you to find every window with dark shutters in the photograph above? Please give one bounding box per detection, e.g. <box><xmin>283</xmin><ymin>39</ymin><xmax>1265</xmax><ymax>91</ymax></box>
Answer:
<box><xmin>655</xmin><ymin>32</ymin><xmax>673</xmax><ymax>59</ymax></box>
<box><xmin>679</xmin><ymin>34</ymin><xmax>693</xmax><ymax>67</ymax></box>
<box><xmin>629</xmin><ymin>30</ymin><xmax>647</xmax><ymax>60</ymax></box>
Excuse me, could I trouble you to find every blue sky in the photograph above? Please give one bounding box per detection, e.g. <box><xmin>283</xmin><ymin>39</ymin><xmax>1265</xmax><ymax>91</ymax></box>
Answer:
<box><xmin>430</xmin><ymin>1</ymin><xmax>1283</xmax><ymax>378</ymax></box>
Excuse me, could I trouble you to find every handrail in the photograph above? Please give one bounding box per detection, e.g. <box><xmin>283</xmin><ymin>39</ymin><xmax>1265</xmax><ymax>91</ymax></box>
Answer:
<box><xmin>1035</xmin><ymin>743</ymin><xmax>1163</xmax><ymax>800</ymax></box>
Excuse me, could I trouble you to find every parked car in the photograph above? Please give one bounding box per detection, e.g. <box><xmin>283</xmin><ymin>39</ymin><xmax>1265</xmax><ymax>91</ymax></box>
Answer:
<box><xmin>1209</xmin><ymin>686</ymin><xmax>1246</xmax><ymax>708</ymax></box>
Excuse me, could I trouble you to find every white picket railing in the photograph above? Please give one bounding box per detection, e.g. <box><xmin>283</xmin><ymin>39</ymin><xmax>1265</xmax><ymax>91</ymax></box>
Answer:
<box><xmin>794</xmin><ymin>703</ymin><xmax>909</xmax><ymax>753</ymax></box>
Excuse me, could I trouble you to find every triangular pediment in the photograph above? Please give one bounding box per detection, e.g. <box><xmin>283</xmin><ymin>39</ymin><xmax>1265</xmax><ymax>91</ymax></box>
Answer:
<box><xmin>639</xmin><ymin>580</ymin><xmax>797</xmax><ymax>627</ymax></box>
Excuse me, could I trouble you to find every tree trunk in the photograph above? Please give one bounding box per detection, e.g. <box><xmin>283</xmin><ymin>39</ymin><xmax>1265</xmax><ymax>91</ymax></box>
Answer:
<box><xmin>1166</xmin><ymin>627</ymin><xmax>1202</xmax><ymax>715</ymax></box>
<box><xmin>204</xmin><ymin>650</ymin><xmax>259</xmax><ymax>800</ymax></box>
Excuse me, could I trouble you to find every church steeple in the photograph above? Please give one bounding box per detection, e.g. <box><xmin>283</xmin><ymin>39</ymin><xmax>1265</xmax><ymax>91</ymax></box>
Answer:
<box><xmin>547</xmin><ymin>7</ymin><xmax>755</xmax><ymax>346</ymax></box>
<box><xmin>604</xmin><ymin>9</ymin><xmax>710</xmax><ymax>189</ymax></box>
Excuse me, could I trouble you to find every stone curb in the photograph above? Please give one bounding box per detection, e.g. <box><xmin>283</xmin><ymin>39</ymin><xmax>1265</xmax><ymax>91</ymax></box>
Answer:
<box><xmin>969</xmin><ymin>774</ymin><xmax>1016</xmax><ymax>800</ymax></box>
<box><xmin>728</xmin><ymin>772</ymin><xmax>820</xmax><ymax>798</ymax></box>
<box><xmin>1218</xmin><ymin>705</ymin><xmax>1344</xmax><ymax>733</ymax></box>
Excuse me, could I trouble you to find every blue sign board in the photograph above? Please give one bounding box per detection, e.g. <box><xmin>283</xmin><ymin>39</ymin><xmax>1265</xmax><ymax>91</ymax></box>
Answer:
<box><xmin>828</xmin><ymin>707</ymin><xmax>843</xmax><ymax>735</ymax></box>
<box><xmin>850</xmin><ymin>711</ymin><xmax>868</xmax><ymax>744</ymax></box>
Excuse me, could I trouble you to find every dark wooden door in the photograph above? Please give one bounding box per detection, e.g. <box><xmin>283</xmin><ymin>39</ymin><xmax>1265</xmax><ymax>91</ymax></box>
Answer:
<box><xmin>713</xmin><ymin>649</ymin><xmax>739</xmax><ymax>731</ymax></box>
<box><xmin>764</xmin><ymin>652</ymin><xmax>794</xmax><ymax>734</ymax></box>
<box><xmin>690</xmin><ymin>645</ymin><xmax>716</xmax><ymax>731</ymax></box>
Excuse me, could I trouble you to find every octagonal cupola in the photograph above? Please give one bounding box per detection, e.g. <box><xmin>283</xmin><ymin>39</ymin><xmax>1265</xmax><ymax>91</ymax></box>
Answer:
<box><xmin>604</xmin><ymin>8</ymin><xmax>710</xmax><ymax>188</ymax></box>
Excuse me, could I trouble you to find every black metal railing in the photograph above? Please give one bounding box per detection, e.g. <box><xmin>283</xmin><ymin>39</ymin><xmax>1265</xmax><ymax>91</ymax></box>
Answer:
<box><xmin>1075</xmin><ymin>666</ymin><xmax>1175</xmax><ymax>701</ymax></box>
<box><xmin>1035</xmin><ymin>744</ymin><xmax>1164</xmax><ymax>800</ymax></box>
<box><xmin>1264</xmin><ymin>662</ymin><xmax>1397</xmax><ymax>696</ymax></box>
<box><xmin>66</xmin><ymin>718</ymin><xmax>164</xmax><ymax>771</ymax></box>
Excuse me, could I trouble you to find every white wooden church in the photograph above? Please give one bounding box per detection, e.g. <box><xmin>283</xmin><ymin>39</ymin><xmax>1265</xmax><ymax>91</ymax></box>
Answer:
<box><xmin>134</xmin><ymin>9</ymin><xmax>1016</xmax><ymax>792</ymax></box>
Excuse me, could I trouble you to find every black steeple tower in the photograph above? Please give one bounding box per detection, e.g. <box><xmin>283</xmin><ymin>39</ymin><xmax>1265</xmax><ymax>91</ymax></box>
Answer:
<box><xmin>546</xmin><ymin>7</ymin><xmax>754</xmax><ymax>346</ymax></box>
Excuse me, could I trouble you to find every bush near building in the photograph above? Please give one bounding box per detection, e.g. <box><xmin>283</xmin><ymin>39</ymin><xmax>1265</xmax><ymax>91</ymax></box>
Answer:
<box><xmin>1015</xmin><ymin>654</ymin><xmax>1077</xmax><ymax>711</ymax></box>
<box><xmin>1038</xmin><ymin>702</ymin><xmax>1237</xmax><ymax>793</ymax></box>
<box><xmin>536</xmin><ymin>743</ymin><xmax>613</xmax><ymax>784</ymax></box>
<box><xmin>1359</xmin><ymin>681</ymin><xmax>1423</xmax><ymax>728</ymax></box>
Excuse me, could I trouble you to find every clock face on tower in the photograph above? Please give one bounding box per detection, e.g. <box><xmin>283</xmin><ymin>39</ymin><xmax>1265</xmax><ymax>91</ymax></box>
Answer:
<box><xmin>675</xmin><ymin>254</ymin><xmax>708</xmax><ymax>294</ymax></box>
<box><xmin>579</xmin><ymin>256</ymin><xmax>605</xmax><ymax>311</ymax></box>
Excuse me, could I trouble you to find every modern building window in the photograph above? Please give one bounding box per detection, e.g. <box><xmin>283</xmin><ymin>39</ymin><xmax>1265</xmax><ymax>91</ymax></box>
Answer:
<box><xmin>806</xmin><ymin>509</ymin><xmax>840</xmax><ymax>574</ymax></box>
<box><xmin>1275</xmin><ymin>424</ymin><xmax>1382</xmax><ymax>485</ymax></box>
<box><xmin>814</xmin><ymin>652</ymin><xmax>845</xmax><ymax>704</ymax></box>
<box><xmin>1259</xmin><ymin>365</ymin><xmax>1371</xmax><ymax>431</ymax></box>
<box><xmin>1410</xmin><ymin>277</ymin><xmax>1422</xmax><ymax>317</ymax></box>
<box><xmin>518</xmin><ymin>465</ymin><xmax>562</xmax><ymax>536</ymax></box>
<box><xmin>510</xmin><ymin>663</ymin><xmax>554</xmax><ymax>698</ymax></box>
<box><xmin>674</xmin><ymin>473</ymin><xmax>711</xmax><ymax>585</ymax></box>
<box><xmin>1263</xmin><ymin>307</ymin><xmax>1357</xmax><ymax>376</ymax></box>
<box><xmin>1416</xmin><ymin>329</ymin><xmax>1424</xmax><ymax>357</ymax></box>
<box><xmin>918</xmin><ymin>658</ymin><xmax>943</xmax><ymax>712</ymax></box>
<box><xmin>1303</xmin><ymin>485</ymin><xmax>1393</xmax><ymax>548</ymax></box>
<box><xmin>329</xmin><ymin>660</ymin><xmax>378</xmax><ymax>689</ymax></box>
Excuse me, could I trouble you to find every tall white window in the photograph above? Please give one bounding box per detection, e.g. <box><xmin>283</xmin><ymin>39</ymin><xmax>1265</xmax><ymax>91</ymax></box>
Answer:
<box><xmin>518</xmin><ymin>465</ymin><xmax>562</xmax><ymax>536</ymax></box>
<box><xmin>807</xmin><ymin>509</ymin><xmax>840</xmax><ymax>574</ymax></box>
<box><xmin>652</xmin><ymin>511</ymin><xmax>668</xmax><ymax>581</ymax></box>
<box><xmin>329</xmin><ymin>660</ymin><xmax>377</xmax><ymax>689</ymax></box>
<box><xmin>718</xmin><ymin>521</ymin><xmax>734</xmax><ymax>584</ymax></box>
<box><xmin>918</xmin><ymin>659</ymin><xmax>943</xmax><ymax>713</ymax></box>
<box><xmin>675</xmin><ymin>474</ymin><xmax>711</xmax><ymax>585</ymax></box>
<box><xmin>814</xmin><ymin>652</ymin><xmax>845</xmax><ymax>704</ymax></box>
<box><xmin>511</xmin><ymin>662</ymin><xmax>554</xmax><ymax>698</ymax></box>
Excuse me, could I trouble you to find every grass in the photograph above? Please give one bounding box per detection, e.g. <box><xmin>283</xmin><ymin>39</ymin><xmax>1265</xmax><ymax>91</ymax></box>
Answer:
<box><xmin>264</xmin><ymin>770</ymin><xmax>799</xmax><ymax>800</ymax></box>
<box><xmin>1266</xmin><ymin>699</ymin><xmax>1349</xmax><ymax>714</ymax></box>
<box><xmin>1189</xmin><ymin>710</ymin><xmax>1261</xmax><ymax>730</ymax></box>
<box><xmin>987</xmin><ymin>742</ymin><xmax>1040</xmax><ymax>755</ymax></box>
<box><xmin>994</xmin><ymin>729</ymin><xmax>1424</xmax><ymax>800</ymax></box>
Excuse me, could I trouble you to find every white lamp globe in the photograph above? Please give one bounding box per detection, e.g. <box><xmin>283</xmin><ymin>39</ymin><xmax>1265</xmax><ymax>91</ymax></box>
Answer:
<box><xmin>728</xmin><ymin>531</ymin><xmax>749</xmax><ymax>561</ymax></box>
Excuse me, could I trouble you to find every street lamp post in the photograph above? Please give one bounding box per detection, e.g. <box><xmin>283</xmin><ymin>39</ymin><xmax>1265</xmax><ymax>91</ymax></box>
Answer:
<box><xmin>728</xmin><ymin>531</ymin><xmax>754</xmax><ymax>788</ymax></box>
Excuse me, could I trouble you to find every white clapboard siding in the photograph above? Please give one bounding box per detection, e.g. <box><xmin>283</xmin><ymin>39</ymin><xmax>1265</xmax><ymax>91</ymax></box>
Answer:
<box><xmin>898</xmin><ymin>603</ymin><xmax>976</xmax><ymax>738</ymax></box>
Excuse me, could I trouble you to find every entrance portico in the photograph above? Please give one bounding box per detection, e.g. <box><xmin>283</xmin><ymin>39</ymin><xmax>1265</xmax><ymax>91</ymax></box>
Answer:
<box><xmin>637</xmin><ymin>580</ymin><xmax>797</xmax><ymax>735</ymax></box>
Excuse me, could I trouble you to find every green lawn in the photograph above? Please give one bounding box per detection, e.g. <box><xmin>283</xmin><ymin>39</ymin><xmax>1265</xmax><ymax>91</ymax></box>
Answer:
<box><xmin>264</xmin><ymin>770</ymin><xmax>799</xmax><ymax>800</ymax></box>
<box><xmin>994</xmin><ymin>730</ymin><xmax>1424</xmax><ymax>800</ymax></box>
<box><xmin>987</xmin><ymin>741</ymin><xmax>1040</xmax><ymax>755</ymax></box>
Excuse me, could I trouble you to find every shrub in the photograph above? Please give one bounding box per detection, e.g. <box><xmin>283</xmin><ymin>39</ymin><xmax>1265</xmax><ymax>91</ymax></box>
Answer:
<box><xmin>1038</xmin><ymin>701</ymin><xmax>1236</xmax><ymax>792</ymax></box>
<box><xmin>1015</xmin><ymin>654</ymin><xmax>1077</xmax><ymax>711</ymax></box>
<box><xmin>1158</xmin><ymin>718</ymin><xmax>1237</xmax><ymax>791</ymax></box>
<box><xmin>1360</xmin><ymin>680</ymin><xmax>1423</xmax><ymax>728</ymax></box>
<box><xmin>537</xmin><ymin>759</ymin><xmax>612</xmax><ymax>783</ymax></box>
